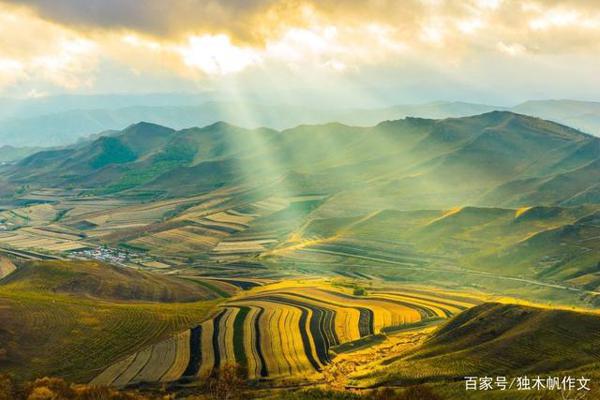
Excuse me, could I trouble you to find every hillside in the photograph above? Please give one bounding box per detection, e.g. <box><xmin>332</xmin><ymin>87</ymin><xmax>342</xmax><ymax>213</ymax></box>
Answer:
<box><xmin>348</xmin><ymin>303</ymin><xmax>600</xmax><ymax>391</ymax></box>
<box><xmin>512</xmin><ymin>99</ymin><xmax>600</xmax><ymax>136</ymax></box>
<box><xmin>265</xmin><ymin>203</ymin><xmax>600</xmax><ymax>299</ymax></box>
<box><xmin>0</xmin><ymin>258</ymin><xmax>222</xmax><ymax>382</ymax></box>
<box><xmin>0</xmin><ymin>260</ymin><xmax>216</xmax><ymax>302</ymax></box>
<box><xmin>479</xmin><ymin>210</ymin><xmax>600</xmax><ymax>285</ymax></box>
<box><xmin>4</xmin><ymin>112</ymin><xmax>598</xmax><ymax>209</ymax></box>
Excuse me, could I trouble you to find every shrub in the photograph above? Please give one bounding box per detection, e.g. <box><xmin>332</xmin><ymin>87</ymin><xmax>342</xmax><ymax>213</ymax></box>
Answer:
<box><xmin>0</xmin><ymin>375</ymin><xmax>166</xmax><ymax>400</ymax></box>
<box><xmin>0</xmin><ymin>374</ymin><xmax>17</xmax><ymax>400</ymax></box>
<box><xmin>205</xmin><ymin>364</ymin><xmax>246</xmax><ymax>400</ymax></box>
<box><xmin>278</xmin><ymin>388</ymin><xmax>363</xmax><ymax>400</ymax></box>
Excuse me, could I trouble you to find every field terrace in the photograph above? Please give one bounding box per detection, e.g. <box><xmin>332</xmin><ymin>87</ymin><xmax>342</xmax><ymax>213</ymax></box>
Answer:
<box><xmin>91</xmin><ymin>280</ymin><xmax>483</xmax><ymax>387</ymax></box>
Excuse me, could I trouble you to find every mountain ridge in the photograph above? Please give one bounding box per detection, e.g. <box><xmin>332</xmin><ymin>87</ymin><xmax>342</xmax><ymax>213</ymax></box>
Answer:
<box><xmin>5</xmin><ymin>111</ymin><xmax>598</xmax><ymax>210</ymax></box>
<box><xmin>3</xmin><ymin>98</ymin><xmax>600</xmax><ymax>147</ymax></box>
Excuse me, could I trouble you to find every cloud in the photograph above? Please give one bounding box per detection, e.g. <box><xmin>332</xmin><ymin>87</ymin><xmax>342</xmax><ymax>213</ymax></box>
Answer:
<box><xmin>6</xmin><ymin>0</ymin><xmax>599</xmax><ymax>48</ymax></box>
<box><xmin>0</xmin><ymin>0</ymin><xmax>600</xmax><ymax>100</ymax></box>
<box><xmin>2</xmin><ymin>0</ymin><xmax>285</xmax><ymax>43</ymax></box>
<box><xmin>0</xmin><ymin>4</ymin><xmax>98</xmax><ymax>91</ymax></box>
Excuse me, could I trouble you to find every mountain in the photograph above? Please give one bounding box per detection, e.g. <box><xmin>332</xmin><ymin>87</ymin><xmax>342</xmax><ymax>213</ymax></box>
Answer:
<box><xmin>0</xmin><ymin>145</ymin><xmax>41</xmax><ymax>163</ymax></box>
<box><xmin>0</xmin><ymin>93</ymin><xmax>213</xmax><ymax>120</ymax></box>
<box><xmin>6</xmin><ymin>112</ymin><xmax>598</xmax><ymax>208</ymax></box>
<box><xmin>0</xmin><ymin>101</ymin><xmax>497</xmax><ymax>147</ymax></box>
<box><xmin>4</xmin><ymin>98</ymin><xmax>600</xmax><ymax>149</ymax></box>
<box><xmin>335</xmin><ymin>101</ymin><xmax>500</xmax><ymax>126</ymax></box>
<box><xmin>0</xmin><ymin>110</ymin><xmax>598</xmax><ymax>395</ymax></box>
<box><xmin>512</xmin><ymin>99</ymin><xmax>600</xmax><ymax>135</ymax></box>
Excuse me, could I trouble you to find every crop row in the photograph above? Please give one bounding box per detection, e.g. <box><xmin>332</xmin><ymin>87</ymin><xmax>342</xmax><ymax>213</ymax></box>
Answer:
<box><xmin>92</xmin><ymin>286</ymin><xmax>475</xmax><ymax>386</ymax></box>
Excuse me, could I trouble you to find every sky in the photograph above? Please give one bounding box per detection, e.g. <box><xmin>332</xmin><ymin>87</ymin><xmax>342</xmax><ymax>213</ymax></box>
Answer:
<box><xmin>0</xmin><ymin>0</ymin><xmax>599</xmax><ymax>106</ymax></box>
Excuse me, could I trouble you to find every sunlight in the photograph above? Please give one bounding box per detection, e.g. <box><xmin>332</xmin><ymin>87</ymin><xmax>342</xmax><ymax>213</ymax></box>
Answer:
<box><xmin>420</xmin><ymin>24</ymin><xmax>445</xmax><ymax>44</ymax></box>
<box><xmin>497</xmin><ymin>41</ymin><xmax>526</xmax><ymax>56</ymax></box>
<box><xmin>0</xmin><ymin>58</ymin><xmax>23</xmax><ymax>72</ymax></box>
<box><xmin>476</xmin><ymin>0</ymin><xmax>502</xmax><ymax>9</ymax></box>
<box><xmin>529</xmin><ymin>8</ymin><xmax>580</xmax><ymax>30</ymax></box>
<box><xmin>17</xmin><ymin>38</ymin><xmax>96</xmax><ymax>90</ymax></box>
<box><xmin>121</xmin><ymin>34</ymin><xmax>161</xmax><ymax>51</ymax></box>
<box><xmin>457</xmin><ymin>18</ymin><xmax>484</xmax><ymax>34</ymax></box>
<box><xmin>514</xmin><ymin>206</ymin><xmax>532</xmax><ymax>218</ymax></box>
<box><xmin>179</xmin><ymin>34</ymin><xmax>260</xmax><ymax>76</ymax></box>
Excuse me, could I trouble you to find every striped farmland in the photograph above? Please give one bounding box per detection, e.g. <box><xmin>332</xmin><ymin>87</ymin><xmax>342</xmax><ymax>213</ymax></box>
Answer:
<box><xmin>92</xmin><ymin>285</ymin><xmax>480</xmax><ymax>386</ymax></box>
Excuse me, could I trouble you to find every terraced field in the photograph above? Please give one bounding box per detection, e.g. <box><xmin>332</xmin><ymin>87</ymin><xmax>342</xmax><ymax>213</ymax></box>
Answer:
<box><xmin>93</xmin><ymin>282</ymin><xmax>481</xmax><ymax>386</ymax></box>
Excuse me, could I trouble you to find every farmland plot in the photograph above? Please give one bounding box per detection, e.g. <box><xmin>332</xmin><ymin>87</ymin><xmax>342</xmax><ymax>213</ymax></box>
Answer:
<box><xmin>0</xmin><ymin>230</ymin><xmax>91</xmax><ymax>252</ymax></box>
<box><xmin>93</xmin><ymin>283</ymin><xmax>480</xmax><ymax>386</ymax></box>
<box><xmin>0</xmin><ymin>256</ymin><xmax>16</xmax><ymax>279</ymax></box>
<box><xmin>128</xmin><ymin>226</ymin><xmax>228</xmax><ymax>255</ymax></box>
<box><xmin>0</xmin><ymin>203</ymin><xmax>58</xmax><ymax>227</ymax></box>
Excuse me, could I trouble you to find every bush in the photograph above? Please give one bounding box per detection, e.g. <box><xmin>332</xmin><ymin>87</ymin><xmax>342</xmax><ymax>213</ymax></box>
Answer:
<box><xmin>278</xmin><ymin>388</ymin><xmax>363</xmax><ymax>400</ymax></box>
<box><xmin>371</xmin><ymin>386</ymin><xmax>443</xmax><ymax>400</ymax></box>
<box><xmin>0</xmin><ymin>375</ymin><xmax>166</xmax><ymax>400</ymax></box>
<box><xmin>0</xmin><ymin>374</ymin><xmax>17</xmax><ymax>400</ymax></box>
<box><xmin>205</xmin><ymin>364</ymin><xmax>246</xmax><ymax>400</ymax></box>
<box><xmin>278</xmin><ymin>386</ymin><xmax>444</xmax><ymax>400</ymax></box>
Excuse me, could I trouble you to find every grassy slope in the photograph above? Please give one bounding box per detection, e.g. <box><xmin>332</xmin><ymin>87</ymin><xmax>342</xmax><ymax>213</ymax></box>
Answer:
<box><xmin>477</xmin><ymin>210</ymin><xmax>600</xmax><ymax>285</ymax></box>
<box><xmin>1</xmin><ymin>260</ymin><xmax>217</xmax><ymax>302</ymax></box>
<box><xmin>349</xmin><ymin>303</ymin><xmax>600</xmax><ymax>395</ymax></box>
<box><xmin>0</xmin><ymin>260</ymin><xmax>221</xmax><ymax>382</ymax></box>
<box><xmin>270</xmin><ymin>204</ymin><xmax>600</xmax><ymax>296</ymax></box>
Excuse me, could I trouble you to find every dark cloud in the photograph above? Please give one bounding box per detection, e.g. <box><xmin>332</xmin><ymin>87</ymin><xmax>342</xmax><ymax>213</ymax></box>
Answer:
<box><xmin>4</xmin><ymin>0</ymin><xmax>279</xmax><ymax>41</ymax></box>
<box><xmin>2</xmin><ymin>0</ymin><xmax>451</xmax><ymax>43</ymax></box>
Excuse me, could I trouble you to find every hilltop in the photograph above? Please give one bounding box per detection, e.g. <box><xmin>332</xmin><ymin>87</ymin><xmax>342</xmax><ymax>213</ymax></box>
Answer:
<box><xmin>4</xmin><ymin>111</ymin><xmax>598</xmax><ymax>209</ymax></box>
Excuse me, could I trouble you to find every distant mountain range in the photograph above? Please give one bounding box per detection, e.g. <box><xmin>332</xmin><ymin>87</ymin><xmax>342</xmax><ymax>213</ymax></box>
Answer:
<box><xmin>1</xmin><ymin>98</ymin><xmax>600</xmax><ymax>147</ymax></box>
<box><xmin>0</xmin><ymin>146</ymin><xmax>41</xmax><ymax>163</ymax></box>
<box><xmin>5</xmin><ymin>111</ymin><xmax>598</xmax><ymax>209</ymax></box>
